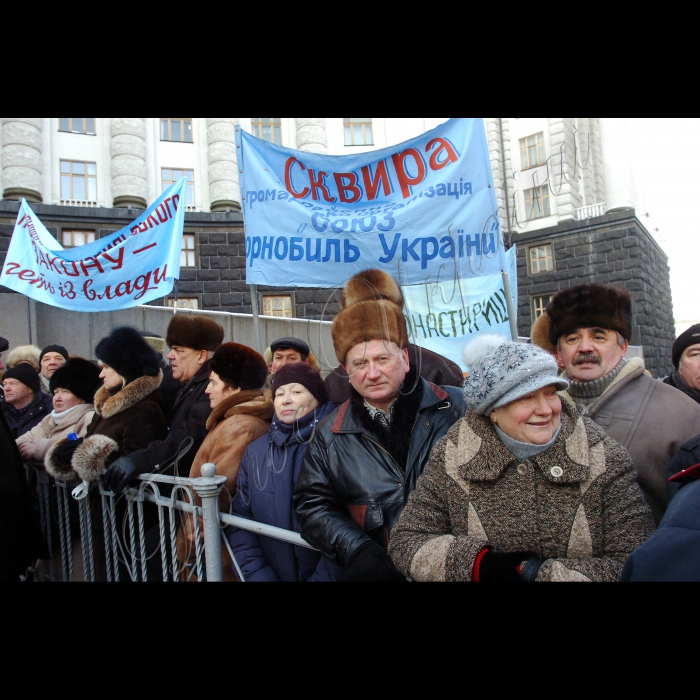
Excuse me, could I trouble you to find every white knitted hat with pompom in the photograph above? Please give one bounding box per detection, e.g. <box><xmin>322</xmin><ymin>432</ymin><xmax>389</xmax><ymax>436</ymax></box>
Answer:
<box><xmin>462</xmin><ymin>334</ymin><xmax>568</xmax><ymax>415</ymax></box>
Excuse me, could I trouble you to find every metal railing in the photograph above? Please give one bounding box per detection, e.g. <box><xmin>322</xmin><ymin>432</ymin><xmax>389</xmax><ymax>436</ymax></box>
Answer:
<box><xmin>26</xmin><ymin>462</ymin><xmax>313</xmax><ymax>582</ymax></box>
<box><xmin>574</xmin><ymin>202</ymin><xmax>606</xmax><ymax>220</ymax></box>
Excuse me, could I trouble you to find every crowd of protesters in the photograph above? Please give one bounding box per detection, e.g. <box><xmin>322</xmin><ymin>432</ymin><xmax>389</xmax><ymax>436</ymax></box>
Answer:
<box><xmin>2</xmin><ymin>271</ymin><xmax>700</xmax><ymax>582</ymax></box>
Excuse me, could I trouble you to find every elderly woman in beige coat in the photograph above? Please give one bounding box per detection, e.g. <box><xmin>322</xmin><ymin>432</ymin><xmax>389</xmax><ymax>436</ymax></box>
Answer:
<box><xmin>177</xmin><ymin>342</ymin><xmax>273</xmax><ymax>581</ymax></box>
<box><xmin>388</xmin><ymin>334</ymin><xmax>656</xmax><ymax>583</ymax></box>
<box><xmin>17</xmin><ymin>358</ymin><xmax>101</xmax><ymax>464</ymax></box>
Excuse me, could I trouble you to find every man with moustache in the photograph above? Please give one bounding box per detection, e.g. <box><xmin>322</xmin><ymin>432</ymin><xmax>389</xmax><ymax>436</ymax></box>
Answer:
<box><xmin>531</xmin><ymin>283</ymin><xmax>700</xmax><ymax>524</ymax></box>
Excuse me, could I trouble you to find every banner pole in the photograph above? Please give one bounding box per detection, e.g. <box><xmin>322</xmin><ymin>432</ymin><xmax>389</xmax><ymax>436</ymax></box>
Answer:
<box><xmin>501</xmin><ymin>270</ymin><xmax>520</xmax><ymax>342</ymax></box>
<box><xmin>250</xmin><ymin>284</ymin><xmax>263</xmax><ymax>355</ymax></box>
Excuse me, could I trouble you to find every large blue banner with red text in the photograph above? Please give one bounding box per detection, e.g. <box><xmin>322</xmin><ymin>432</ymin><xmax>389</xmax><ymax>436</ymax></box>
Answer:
<box><xmin>0</xmin><ymin>179</ymin><xmax>186</xmax><ymax>311</ymax></box>
<box><xmin>237</xmin><ymin>118</ymin><xmax>505</xmax><ymax>287</ymax></box>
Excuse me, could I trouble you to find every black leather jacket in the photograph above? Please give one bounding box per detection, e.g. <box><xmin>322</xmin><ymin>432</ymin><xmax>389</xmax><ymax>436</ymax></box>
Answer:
<box><xmin>293</xmin><ymin>378</ymin><xmax>465</xmax><ymax>568</ymax></box>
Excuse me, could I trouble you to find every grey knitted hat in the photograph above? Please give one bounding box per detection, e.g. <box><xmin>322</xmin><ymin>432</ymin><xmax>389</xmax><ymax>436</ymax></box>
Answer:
<box><xmin>462</xmin><ymin>334</ymin><xmax>569</xmax><ymax>415</ymax></box>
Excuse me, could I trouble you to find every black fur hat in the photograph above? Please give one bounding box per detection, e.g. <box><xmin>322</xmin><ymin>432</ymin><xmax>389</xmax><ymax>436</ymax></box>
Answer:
<box><xmin>50</xmin><ymin>358</ymin><xmax>102</xmax><ymax>403</ymax></box>
<box><xmin>166</xmin><ymin>315</ymin><xmax>224</xmax><ymax>352</ymax></box>
<box><xmin>95</xmin><ymin>326</ymin><xmax>161</xmax><ymax>383</ymax></box>
<box><xmin>546</xmin><ymin>284</ymin><xmax>632</xmax><ymax>346</ymax></box>
<box><xmin>210</xmin><ymin>342</ymin><xmax>268</xmax><ymax>391</ymax></box>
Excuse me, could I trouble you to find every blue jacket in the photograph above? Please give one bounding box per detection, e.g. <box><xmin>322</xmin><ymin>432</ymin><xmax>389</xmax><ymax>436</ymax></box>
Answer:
<box><xmin>227</xmin><ymin>399</ymin><xmax>343</xmax><ymax>582</ymax></box>
<box><xmin>621</xmin><ymin>478</ymin><xmax>700</xmax><ymax>581</ymax></box>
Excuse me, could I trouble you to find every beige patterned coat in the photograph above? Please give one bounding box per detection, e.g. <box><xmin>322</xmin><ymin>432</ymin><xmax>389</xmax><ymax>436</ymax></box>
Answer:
<box><xmin>388</xmin><ymin>401</ymin><xmax>655</xmax><ymax>582</ymax></box>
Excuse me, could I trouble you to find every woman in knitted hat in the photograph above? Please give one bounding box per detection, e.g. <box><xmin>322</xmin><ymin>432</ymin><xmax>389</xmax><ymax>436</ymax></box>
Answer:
<box><xmin>388</xmin><ymin>334</ymin><xmax>656</xmax><ymax>583</ymax></box>
<box><xmin>226</xmin><ymin>361</ymin><xmax>342</xmax><ymax>581</ymax></box>
<box><xmin>45</xmin><ymin>326</ymin><xmax>167</xmax><ymax>486</ymax></box>
<box><xmin>177</xmin><ymin>342</ymin><xmax>273</xmax><ymax>581</ymax></box>
<box><xmin>16</xmin><ymin>358</ymin><xmax>101</xmax><ymax>464</ymax></box>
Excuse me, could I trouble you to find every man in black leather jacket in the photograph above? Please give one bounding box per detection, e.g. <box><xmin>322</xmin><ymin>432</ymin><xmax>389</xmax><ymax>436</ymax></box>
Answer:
<box><xmin>293</xmin><ymin>270</ymin><xmax>466</xmax><ymax>581</ymax></box>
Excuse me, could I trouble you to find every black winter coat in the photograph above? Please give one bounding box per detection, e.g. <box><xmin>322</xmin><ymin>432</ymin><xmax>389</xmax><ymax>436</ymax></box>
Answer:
<box><xmin>293</xmin><ymin>377</ymin><xmax>465</xmax><ymax>568</ymax></box>
<box><xmin>0</xmin><ymin>409</ymin><xmax>48</xmax><ymax>580</ymax></box>
<box><xmin>128</xmin><ymin>360</ymin><xmax>213</xmax><ymax>477</ymax></box>
<box><xmin>1</xmin><ymin>392</ymin><xmax>53</xmax><ymax>438</ymax></box>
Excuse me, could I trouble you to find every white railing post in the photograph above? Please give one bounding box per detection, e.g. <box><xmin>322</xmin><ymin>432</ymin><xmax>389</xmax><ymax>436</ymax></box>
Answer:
<box><xmin>190</xmin><ymin>463</ymin><xmax>227</xmax><ymax>582</ymax></box>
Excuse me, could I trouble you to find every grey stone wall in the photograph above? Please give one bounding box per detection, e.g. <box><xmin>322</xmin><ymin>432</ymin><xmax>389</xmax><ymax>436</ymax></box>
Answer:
<box><xmin>514</xmin><ymin>209</ymin><xmax>675</xmax><ymax>377</ymax></box>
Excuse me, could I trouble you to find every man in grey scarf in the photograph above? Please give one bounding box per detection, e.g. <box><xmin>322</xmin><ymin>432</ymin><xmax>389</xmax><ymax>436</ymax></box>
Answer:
<box><xmin>531</xmin><ymin>283</ymin><xmax>700</xmax><ymax>524</ymax></box>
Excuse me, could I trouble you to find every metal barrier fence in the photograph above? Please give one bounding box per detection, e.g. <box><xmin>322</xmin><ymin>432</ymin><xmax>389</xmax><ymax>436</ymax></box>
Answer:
<box><xmin>27</xmin><ymin>462</ymin><xmax>315</xmax><ymax>582</ymax></box>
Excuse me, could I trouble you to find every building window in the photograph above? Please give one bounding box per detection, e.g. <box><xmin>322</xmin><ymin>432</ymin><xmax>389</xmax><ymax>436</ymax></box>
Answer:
<box><xmin>62</xmin><ymin>230</ymin><xmax>96</xmax><ymax>248</ymax></box>
<box><xmin>262</xmin><ymin>294</ymin><xmax>293</xmax><ymax>318</ymax></box>
<box><xmin>528</xmin><ymin>243</ymin><xmax>554</xmax><ymax>274</ymax></box>
<box><xmin>532</xmin><ymin>294</ymin><xmax>554</xmax><ymax>320</ymax></box>
<box><xmin>344</xmin><ymin>118</ymin><xmax>373</xmax><ymax>146</ymax></box>
<box><xmin>161</xmin><ymin>118</ymin><xmax>193</xmax><ymax>143</ymax></box>
<box><xmin>167</xmin><ymin>298</ymin><xmax>199</xmax><ymax>310</ymax></box>
<box><xmin>162</xmin><ymin>168</ymin><xmax>194</xmax><ymax>206</ymax></box>
<box><xmin>181</xmin><ymin>233</ymin><xmax>196</xmax><ymax>267</ymax></box>
<box><xmin>59</xmin><ymin>118</ymin><xmax>95</xmax><ymax>135</ymax></box>
<box><xmin>519</xmin><ymin>132</ymin><xmax>546</xmax><ymax>170</ymax></box>
<box><xmin>250</xmin><ymin>118</ymin><xmax>282</xmax><ymax>144</ymax></box>
<box><xmin>524</xmin><ymin>185</ymin><xmax>551</xmax><ymax>220</ymax></box>
<box><xmin>60</xmin><ymin>160</ymin><xmax>97</xmax><ymax>201</ymax></box>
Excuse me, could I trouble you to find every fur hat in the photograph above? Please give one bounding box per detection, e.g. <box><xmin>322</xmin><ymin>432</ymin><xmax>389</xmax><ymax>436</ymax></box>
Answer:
<box><xmin>7</xmin><ymin>344</ymin><xmax>41</xmax><ymax>371</ymax></box>
<box><xmin>544</xmin><ymin>284</ymin><xmax>632</xmax><ymax>347</ymax></box>
<box><xmin>50</xmin><ymin>358</ymin><xmax>102</xmax><ymax>403</ymax></box>
<box><xmin>166</xmin><ymin>314</ymin><xmax>224</xmax><ymax>352</ymax></box>
<box><xmin>462</xmin><ymin>334</ymin><xmax>568</xmax><ymax>415</ymax></box>
<box><xmin>40</xmin><ymin>344</ymin><xmax>69</xmax><ymax>363</ymax></box>
<box><xmin>95</xmin><ymin>326</ymin><xmax>161</xmax><ymax>383</ymax></box>
<box><xmin>140</xmin><ymin>330</ymin><xmax>165</xmax><ymax>356</ymax></box>
<box><xmin>332</xmin><ymin>269</ymin><xmax>408</xmax><ymax>364</ymax></box>
<box><xmin>271</xmin><ymin>362</ymin><xmax>328</xmax><ymax>406</ymax></box>
<box><xmin>2</xmin><ymin>363</ymin><xmax>40</xmax><ymax>393</ymax></box>
<box><xmin>672</xmin><ymin>323</ymin><xmax>700</xmax><ymax>369</ymax></box>
<box><xmin>210</xmin><ymin>342</ymin><xmax>268</xmax><ymax>391</ymax></box>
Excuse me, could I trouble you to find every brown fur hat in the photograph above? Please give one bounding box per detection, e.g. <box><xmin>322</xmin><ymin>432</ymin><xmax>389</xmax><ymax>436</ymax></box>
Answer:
<box><xmin>210</xmin><ymin>342</ymin><xmax>268</xmax><ymax>391</ymax></box>
<box><xmin>332</xmin><ymin>269</ymin><xmax>408</xmax><ymax>364</ymax></box>
<box><xmin>166</xmin><ymin>314</ymin><xmax>224</xmax><ymax>352</ymax></box>
<box><xmin>545</xmin><ymin>283</ymin><xmax>632</xmax><ymax>346</ymax></box>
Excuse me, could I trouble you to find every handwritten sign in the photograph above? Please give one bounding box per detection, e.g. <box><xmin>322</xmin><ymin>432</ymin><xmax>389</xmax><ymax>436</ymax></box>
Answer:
<box><xmin>0</xmin><ymin>179</ymin><xmax>186</xmax><ymax>311</ymax></box>
<box><xmin>401</xmin><ymin>246</ymin><xmax>518</xmax><ymax>371</ymax></box>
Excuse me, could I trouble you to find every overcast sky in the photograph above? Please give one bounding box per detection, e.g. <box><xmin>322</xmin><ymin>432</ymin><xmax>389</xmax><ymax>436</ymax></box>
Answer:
<box><xmin>624</xmin><ymin>118</ymin><xmax>699</xmax><ymax>331</ymax></box>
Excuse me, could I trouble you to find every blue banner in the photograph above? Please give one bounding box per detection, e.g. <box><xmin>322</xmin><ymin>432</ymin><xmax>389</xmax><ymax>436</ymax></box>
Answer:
<box><xmin>401</xmin><ymin>246</ymin><xmax>518</xmax><ymax>372</ymax></box>
<box><xmin>0</xmin><ymin>179</ymin><xmax>186</xmax><ymax>312</ymax></box>
<box><xmin>237</xmin><ymin>118</ymin><xmax>505</xmax><ymax>287</ymax></box>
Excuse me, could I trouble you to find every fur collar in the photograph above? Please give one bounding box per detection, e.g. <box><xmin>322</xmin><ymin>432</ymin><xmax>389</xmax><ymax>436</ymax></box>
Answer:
<box><xmin>350</xmin><ymin>362</ymin><xmax>422</xmax><ymax>471</ymax></box>
<box><xmin>94</xmin><ymin>371</ymin><xmax>163</xmax><ymax>419</ymax></box>
<box><xmin>206</xmin><ymin>389</ymin><xmax>274</xmax><ymax>431</ymax></box>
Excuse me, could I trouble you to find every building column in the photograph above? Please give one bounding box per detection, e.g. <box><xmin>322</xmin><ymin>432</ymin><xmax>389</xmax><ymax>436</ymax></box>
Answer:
<box><xmin>484</xmin><ymin>118</ymin><xmax>513</xmax><ymax>232</ymax></box>
<box><xmin>296</xmin><ymin>118</ymin><xmax>327</xmax><ymax>153</ymax></box>
<box><xmin>110</xmin><ymin>118</ymin><xmax>148</xmax><ymax>209</ymax></box>
<box><xmin>549</xmin><ymin>117</ymin><xmax>582</xmax><ymax>222</ymax></box>
<box><xmin>207</xmin><ymin>118</ymin><xmax>240</xmax><ymax>212</ymax></box>
<box><xmin>598</xmin><ymin>118</ymin><xmax>635</xmax><ymax>213</ymax></box>
<box><xmin>1</xmin><ymin>118</ymin><xmax>43</xmax><ymax>202</ymax></box>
